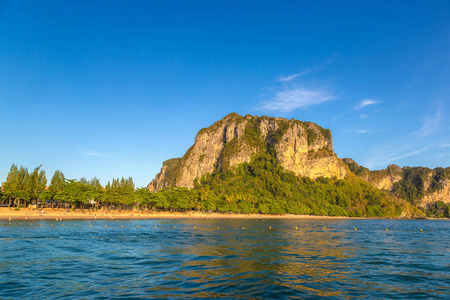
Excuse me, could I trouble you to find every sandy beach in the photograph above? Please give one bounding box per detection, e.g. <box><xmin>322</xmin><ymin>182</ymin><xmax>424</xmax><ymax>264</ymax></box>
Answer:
<box><xmin>0</xmin><ymin>207</ymin><xmax>355</xmax><ymax>221</ymax></box>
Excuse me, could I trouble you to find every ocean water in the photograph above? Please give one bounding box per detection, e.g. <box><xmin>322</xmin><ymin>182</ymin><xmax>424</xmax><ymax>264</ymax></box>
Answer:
<box><xmin>0</xmin><ymin>218</ymin><xmax>448</xmax><ymax>299</ymax></box>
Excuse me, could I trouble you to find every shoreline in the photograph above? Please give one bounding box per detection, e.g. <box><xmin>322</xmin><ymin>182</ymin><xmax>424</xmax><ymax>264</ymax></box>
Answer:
<box><xmin>0</xmin><ymin>207</ymin><xmax>357</xmax><ymax>220</ymax></box>
<box><xmin>0</xmin><ymin>207</ymin><xmax>443</xmax><ymax>221</ymax></box>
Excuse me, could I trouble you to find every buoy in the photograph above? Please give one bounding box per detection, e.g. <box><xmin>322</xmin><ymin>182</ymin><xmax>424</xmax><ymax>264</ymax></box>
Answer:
<box><xmin>295</xmin><ymin>227</ymin><xmax>298</xmax><ymax>229</ymax></box>
<box><xmin>242</xmin><ymin>227</ymin><xmax>245</xmax><ymax>229</ymax></box>
<box><xmin>138</xmin><ymin>225</ymin><xmax>140</xmax><ymax>228</ymax></box>
<box><xmin>40</xmin><ymin>224</ymin><xmax>42</xmax><ymax>226</ymax></box>
<box><xmin>354</xmin><ymin>228</ymin><xmax>357</xmax><ymax>230</ymax></box>
<box><xmin>121</xmin><ymin>225</ymin><xmax>123</xmax><ymax>227</ymax></box>
<box><xmin>269</xmin><ymin>226</ymin><xmax>271</xmax><ymax>229</ymax></box>
<box><xmin>385</xmin><ymin>229</ymin><xmax>389</xmax><ymax>231</ymax></box>
<box><xmin>173</xmin><ymin>226</ymin><xmax>176</xmax><ymax>228</ymax></box>
<box><xmin>29</xmin><ymin>223</ymin><xmax>32</xmax><ymax>225</ymax></box>
<box><xmin>105</xmin><ymin>225</ymin><xmax>107</xmax><ymax>227</ymax></box>
<box><xmin>75</xmin><ymin>224</ymin><xmax>77</xmax><ymax>226</ymax></box>
<box><xmin>89</xmin><ymin>224</ymin><xmax>92</xmax><ymax>226</ymax></box>
<box><xmin>217</xmin><ymin>227</ymin><xmax>220</xmax><ymax>229</ymax></box>
<box><xmin>194</xmin><ymin>226</ymin><xmax>196</xmax><ymax>229</ymax></box>
<box><xmin>51</xmin><ymin>224</ymin><xmax>54</xmax><ymax>226</ymax></box>
<box><xmin>154</xmin><ymin>225</ymin><xmax>157</xmax><ymax>228</ymax></box>
<box><xmin>324</xmin><ymin>227</ymin><xmax>326</xmax><ymax>229</ymax></box>
<box><xmin>419</xmin><ymin>229</ymin><xmax>423</xmax><ymax>232</ymax></box>
<box><xmin>62</xmin><ymin>224</ymin><xmax>64</xmax><ymax>226</ymax></box>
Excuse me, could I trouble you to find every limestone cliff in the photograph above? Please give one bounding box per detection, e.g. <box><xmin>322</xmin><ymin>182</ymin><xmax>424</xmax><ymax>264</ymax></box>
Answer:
<box><xmin>342</xmin><ymin>158</ymin><xmax>403</xmax><ymax>190</ymax></box>
<box><xmin>149</xmin><ymin>113</ymin><xmax>346</xmax><ymax>191</ymax></box>
<box><xmin>343</xmin><ymin>159</ymin><xmax>450</xmax><ymax>208</ymax></box>
<box><xmin>420</xmin><ymin>179</ymin><xmax>450</xmax><ymax>208</ymax></box>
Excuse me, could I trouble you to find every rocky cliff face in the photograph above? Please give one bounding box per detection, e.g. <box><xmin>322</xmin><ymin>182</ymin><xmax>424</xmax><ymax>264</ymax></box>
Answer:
<box><xmin>343</xmin><ymin>159</ymin><xmax>450</xmax><ymax>207</ymax></box>
<box><xmin>420</xmin><ymin>179</ymin><xmax>450</xmax><ymax>208</ymax></box>
<box><xmin>342</xmin><ymin>158</ymin><xmax>403</xmax><ymax>190</ymax></box>
<box><xmin>149</xmin><ymin>113</ymin><xmax>346</xmax><ymax>191</ymax></box>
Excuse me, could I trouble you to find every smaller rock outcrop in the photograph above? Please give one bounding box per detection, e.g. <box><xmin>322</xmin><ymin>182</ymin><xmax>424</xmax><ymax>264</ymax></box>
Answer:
<box><xmin>343</xmin><ymin>159</ymin><xmax>450</xmax><ymax>208</ymax></box>
<box><xmin>342</xmin><ymin>158</ymin><xmax>402</xmax><ymax>190</ymax></box>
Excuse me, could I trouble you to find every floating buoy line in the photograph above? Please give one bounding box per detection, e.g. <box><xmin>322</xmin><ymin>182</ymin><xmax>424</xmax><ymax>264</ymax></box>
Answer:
<box><xmin>0</xmin><ymin>221</ymin><xmax>427</xmax><ymax>234</ymax></box>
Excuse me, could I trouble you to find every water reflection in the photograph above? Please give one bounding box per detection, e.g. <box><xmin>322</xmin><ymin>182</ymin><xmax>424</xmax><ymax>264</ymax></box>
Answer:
<box><xmin>155</xmin><ymin>220</ymin><xmax>357</xmax><ymax>297</ymax></box>
<box><xmin>0</xmin><ymin>219</ymin><xmax>448</xmax><ymax>299</ymax></box>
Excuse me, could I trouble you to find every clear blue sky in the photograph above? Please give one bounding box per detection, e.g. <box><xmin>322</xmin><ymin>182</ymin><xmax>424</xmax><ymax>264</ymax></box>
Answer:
<box><xmin>1</xmin><ymin>0</ymin><xmax>449</xmax><ymax>188</ymax></box>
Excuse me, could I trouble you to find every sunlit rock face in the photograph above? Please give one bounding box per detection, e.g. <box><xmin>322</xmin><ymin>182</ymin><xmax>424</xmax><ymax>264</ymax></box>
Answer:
<box><xmin>148</xmin><ymin>113</ymin><xmax>346</xmax><ymax>192</ymax></box>
<box><xmin>342</xmin><ymin>158</ymin><xmax>450</xmax><ymax>208</ymax></box>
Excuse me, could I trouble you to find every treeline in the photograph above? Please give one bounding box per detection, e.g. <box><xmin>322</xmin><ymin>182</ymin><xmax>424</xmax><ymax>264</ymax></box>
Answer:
<box><xmin>0</xmin><ymin>164</ymin><xmax>136</xmax><ymax>210</ymax></box>
<box><xmin>0</xmin><ymin>159</ymin><xmax>442</xmax><ymax>218</ymax></box>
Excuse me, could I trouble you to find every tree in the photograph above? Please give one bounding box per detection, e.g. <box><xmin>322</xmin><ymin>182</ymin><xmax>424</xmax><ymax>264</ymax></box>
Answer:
<box><xmin>11</xmin><ymin>166</ymin><xmax>30</xmax><ymax>207</ymax></box>
<box><xmin>2</xmin><ymin>164</ymin><xmax>19</xmax><ymax>207</ymax></box>
<box><xmin>49</xmin><ymin>170</ymin><xmax>65</xmax><ymax>207</ymax></box>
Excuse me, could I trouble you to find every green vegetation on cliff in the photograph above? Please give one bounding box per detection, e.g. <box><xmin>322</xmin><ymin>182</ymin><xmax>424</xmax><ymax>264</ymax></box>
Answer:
<box><xmin>133</xmin><ymin>153</ymin><xmax>411</xmax><ymax>217</ymax></box>
<box><xmin>1</xmin><ymin>158</ymin><xmax>420</xmax><ymax>218</ymax></box>
<box><xmin>343</xmin><ymin>159</ymin><xmax>450</xmax><ymax>218</ymax></box>
<box><xmin>191</xmin><ymin>153</ymin><xmax>406</xmax><ymax>217</ymax></box>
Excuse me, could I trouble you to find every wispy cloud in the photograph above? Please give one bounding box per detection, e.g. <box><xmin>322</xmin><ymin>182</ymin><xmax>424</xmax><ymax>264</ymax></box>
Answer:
<box><xmin>357</xmin><ymin>99</ymin><xmax>379</xmax><ymax>110</ymax></box>
<box><xmin>261</xmin><ymin>87</ymin><xmax>334</xmax><ymax>112</ymax></box>
<box><xmin>78</xmin><ymin>147</ymin><xmax>105</xmax><ymax>157</ymax></box>
<box><xmin>413</xmin><ymin>105</ymin><xmax>442</xmax><ymax>138</ymax></box>
<box><xmin>333</xmin><ymin>98</ymin><xmax>380</xmax><ymax>121</ymax></box>
<box><xmin>276</xmin><ymin>71</ymin><xmax>309</xmax><ymax>82</ymax></box>
<box><xmin>276</xmin><ymin>53</ymin><xmax>339</xmax><ymax>82</ymax></box>
<box><xmin>365</xmin><ymin>144</ymin><xmax>434</xmax><ymax>169</ymax></box>
<box><xmin>351</xmin><ymin>100</ymin><xmax>447</xmax><ymax>170</ymax></box>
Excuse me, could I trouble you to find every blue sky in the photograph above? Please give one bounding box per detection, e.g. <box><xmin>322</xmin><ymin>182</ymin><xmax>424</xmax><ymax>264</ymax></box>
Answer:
<box><xmin>1</xmin><ymin>0</ymin><xmax>449</xmax><ymax>188</ymax></box>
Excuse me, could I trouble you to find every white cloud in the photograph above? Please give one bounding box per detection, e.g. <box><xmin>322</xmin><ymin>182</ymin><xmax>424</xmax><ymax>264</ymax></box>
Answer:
<box><xmin>357</xmin><ymin>99</ymin><xmax>379</xmax><ymax>110</ymax></box>
<box><xmin>365</xmin><ymin>144</ymin><xmax>433</xmax><ymax>169</ymax></box>
<box><xmin>413</xmin><ymin>107</ymin><xmax>442</xmax><ymax>138</ymax></box>
<box><xmin>276</xmin><ymin>53</ymin><xmax>340</xmax><ymax>83</ymax></box>
<box><xmin>333</xmin><ymin>99</ymin><xmax>379</xmax><ymax>121</ymax></box>
<box><xmin>276</xmin><ymin>72</ymin><xmax>303</xmax><ymax>82</ymax></box>
<box><xmin>78</xmin><ymin>147</ymin><xmax>105</xmax><ymax>157</ymax></box>
<box><xmin>276</xmin><ymin>68</ymin><xmax>314</xmax><ymax>82</ymax></box>
<box><xmin>261</xmin><ymin>87</ymin><xmax>334</xmax><ymax>112</ymax></box>
<box><xmin>438</xmin><ymin>143</ymin><xmax>450</xmax><ymax>148</ymax></box>
<box><xmin>357</xmin><ymin>129</ymin><xmax>369</xmax><ymax>134</ymax></box>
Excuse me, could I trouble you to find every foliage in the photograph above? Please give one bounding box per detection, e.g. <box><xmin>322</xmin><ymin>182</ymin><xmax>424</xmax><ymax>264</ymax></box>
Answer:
<box><xmin>160</xmin><ymin>158</ymin><xmax>182</xmax><ymax>187</ymax></box>
<box><xmin>1</xmin><ymin>163</ymin><xmax>48</xmax><ymax>206</ymax></box>
<box><xmin>308</xmin><ymin>147</ymin><xmax>334</xmax><ymax>159</ymax></box>
<box><xmin>194</xmin><ymin>153</ymin><xmax>405</xmax><ymax>217</ymax></box>
<box><xmin>425</xmin><ymin>201</ymin><xmax>450</xmax><ymax>218</ymax></box>
<box><xmin>0</xmin><ymin>157</ymin><xmax>428</xmax><ymax>218</ymax></box>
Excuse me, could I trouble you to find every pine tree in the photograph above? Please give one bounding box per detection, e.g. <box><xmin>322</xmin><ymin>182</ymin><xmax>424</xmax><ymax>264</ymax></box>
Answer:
<box><xmin>49</xmin><ymin>170</ymin><xmax>65</xmax><ymax>207</ymax></box>
<box><xmin>2</xmin><ymin>164</ymin><xmax>19</xmax><ymax>207</ymax></box>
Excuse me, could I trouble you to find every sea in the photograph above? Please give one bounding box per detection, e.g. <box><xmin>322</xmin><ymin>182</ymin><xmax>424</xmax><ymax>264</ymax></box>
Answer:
<box><xmin>0</xmin><ymin>218</ymin><xmax>448</xmax><ymax>299</ymax></box>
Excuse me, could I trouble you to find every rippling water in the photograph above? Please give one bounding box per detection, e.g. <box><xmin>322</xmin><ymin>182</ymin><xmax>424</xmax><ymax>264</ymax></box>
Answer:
<box><xmin>0</xmin><ymin>218</ymin><xmax>448</xmax><ymax>299</ymax></box>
